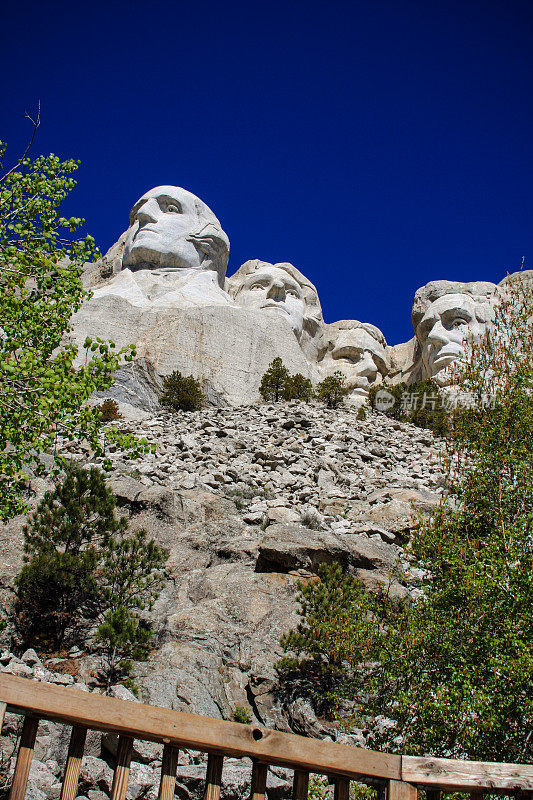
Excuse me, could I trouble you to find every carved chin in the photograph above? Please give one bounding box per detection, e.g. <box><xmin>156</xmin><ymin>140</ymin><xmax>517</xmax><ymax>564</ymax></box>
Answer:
<box><xmin>123</xmin><ymin>243</ymin><xmax>202</xmax><ymax>271</ymax></box>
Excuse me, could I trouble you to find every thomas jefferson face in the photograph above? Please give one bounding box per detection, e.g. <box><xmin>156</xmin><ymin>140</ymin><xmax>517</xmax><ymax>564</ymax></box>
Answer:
<box><xmin>323</xmin><ymin>327</ymin><xmax>387</xmax><ymax>400</ymax></box>
<box><xmin>234</xmin><ymin>266</ymin><xmax>307</xmax><ymax>337</ymax></box>
<box><xmin>417</xmin><ymin>294</ymin><xmax>490</xmax><ymax>378</ymax></box>
<box><xmin>123</xmin><ymin>186</ymin><xmax>208</xmax><ymax>271</ymax></box>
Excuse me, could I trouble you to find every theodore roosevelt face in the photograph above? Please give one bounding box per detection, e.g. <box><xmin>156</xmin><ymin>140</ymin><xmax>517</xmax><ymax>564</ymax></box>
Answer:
<box><xmin>234</xmin><ymin>266</ymin><xmax>307</xmax><ymax>337</ymax></box>
<box><xmin>416</xmin><ymin>294</ymin><xmax>490</xmax><ymax>377</ymax></box>
<box><xmin>123</xmin><ymin>186</ymin><xmax>211</xmax><ymax>271</ymax></box>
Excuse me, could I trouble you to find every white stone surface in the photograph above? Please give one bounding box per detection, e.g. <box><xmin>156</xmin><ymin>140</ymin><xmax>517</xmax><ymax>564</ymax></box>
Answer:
<box><xmin>122</xmin><ymin>185</ymin><xmax>230</xmax><ymax>285</ymax></box>
<box><xmin>72</xmin><ymin>294</ymin><xmax>318</xmax><ymax>409</ymax></box>
<box><xmin>91</xmin><ymin>267</ymin><xmax>233</xmax><ymax>310</ymax></box>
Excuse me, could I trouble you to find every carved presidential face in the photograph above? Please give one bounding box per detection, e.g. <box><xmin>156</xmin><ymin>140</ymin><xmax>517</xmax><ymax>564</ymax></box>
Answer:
<box><xmin>233</xmin><ymin>266</ymin><xmax>307</xmax><ymax>337</ymax></box>
<box><xmin>321</xmin><ymin>325</ymin><xmax>388</xmax><ymax>400</ymax></box>
<box><xmin>122</xmin><ymin>186</ymin><xmax>229</xmax><ymax>283</ymax></box>
<box><xmin>416</xmin><ymin>294</ymin><xmax>492</xmax><ymax>380</ymax></box>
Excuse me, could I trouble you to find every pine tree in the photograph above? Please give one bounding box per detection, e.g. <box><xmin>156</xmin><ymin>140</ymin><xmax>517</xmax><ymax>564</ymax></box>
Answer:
<box><xmin>259</xmin><ymin>357</ymin><xmax>290</xmax><ymax>402</ymax></box>
<box><xmin>283</xmin><ymin>373</ymin><xmax>314</xmax><ymax>401</ymax></box>
<box><xmin>159</xmin><ymin>370</ymin><xmax>206</xmax><ymax>412</ymax></box>
<box><xmin>315</xmin><ymin>371</ymin><xmax>348</xmax><ymax>408</ymax></box>
<box><xmin>16</xmin><ymin>463</ymin><xmax>167</xmax><ymax>675</ymax></box>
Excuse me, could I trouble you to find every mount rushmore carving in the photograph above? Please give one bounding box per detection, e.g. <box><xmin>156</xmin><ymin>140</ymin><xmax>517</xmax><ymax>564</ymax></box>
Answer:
<box><xmin>74</xmin><ymin>184</ymin><xmax>523</xmax><ymax>409</ymax></box>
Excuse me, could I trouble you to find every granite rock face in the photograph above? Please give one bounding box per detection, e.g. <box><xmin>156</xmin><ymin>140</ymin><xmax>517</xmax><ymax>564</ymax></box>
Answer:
<box><xmin>71</xmin><ymin>185</ymin><xmax>528</xmax><ymax>410</ymax></box>
<box><xmin>72</xmin><ymin>295</ymin><xmax>318</xmax><ymax>410</ymax></box>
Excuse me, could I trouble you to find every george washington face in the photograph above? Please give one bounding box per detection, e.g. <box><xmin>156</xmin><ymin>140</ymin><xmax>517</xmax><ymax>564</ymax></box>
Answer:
<box><xmin>122</xmin><ymin>185</ymin><xmax>229</xmax><ymax>283</ymax></box>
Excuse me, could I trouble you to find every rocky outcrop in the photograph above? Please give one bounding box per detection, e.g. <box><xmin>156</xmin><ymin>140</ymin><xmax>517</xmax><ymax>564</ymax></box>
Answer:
<box><xmin>0</xmin><ymin>401</ymin><xmax>444</xmax><ymax>800</ymax></box>
<box><xmin>72</xmin><ymin>296</ymin><xmax>317</xmax><ymax>410</ymax></box>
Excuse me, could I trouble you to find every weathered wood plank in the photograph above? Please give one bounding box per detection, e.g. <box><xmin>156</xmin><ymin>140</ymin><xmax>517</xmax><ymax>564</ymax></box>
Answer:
<box><xmin>110</xmin><ymin>736</ymin><xmax>133</xmax><ymax>800</ymax></box>
<box><xmin>0</xmin><ymin>701</ymin><xmax>6</xmax><ymax>733</ymax></box>
<box><xmin>60</xmin><ymin>726</ymin><xmax>87</xmax><ymax>800</ymax></box>
<box><xmin>334</xmin><ymin>776</ymin><xmax>350</xmax><ymax>800</ymax></box>
<box><xmin>204</xmin><ymin>754</ymin><xmax>223</xmax><ymax>800</ymax></box>
<box><xmin>0</xmin><ymin>673</ymin><xmax>400</xmax><ymax>780</ymax></box>
<box><xmin>402</xmin><ymin>756</ymin><xmax>533</xmax><ymax>792</ymax></box>
<box><xmin>250</xmin><ymin>762</ymin><xmax>268</xmax><ymax>800</ymax></box>
<box><xmin>387</xmin><ymin>779</ymin><xmax>417</xmax><ymax>800</ymax></box>
<box><xmin>293</xmin><ymin>770</ymin><xmax>309</xmax><ymax>800</ymax></box>
<box><xmin>9</xmin><ymin>716</ymin><xmax>39</xmax><ymax>800</ymax></box>
<box><xmin>158</xmin><ymin>744</ymin><xmax>179</xmax><ymax>800</ymax></box>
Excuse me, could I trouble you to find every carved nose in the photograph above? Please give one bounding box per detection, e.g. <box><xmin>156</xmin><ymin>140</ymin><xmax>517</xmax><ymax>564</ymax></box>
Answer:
<box><xmin>266</xmin><ymin>280</ymin><xmax>286</xmax><ymax>301</ymax></box>
<box><xmin>135</xmin><ymin>199</ymin><xmax>158</xmax><ymax>226</ymax></box>
<box><xmin>427</xmin><ymin>321</ymin><xmax>449</xmax><ymax>345</ymax></box>
<box><xmin>358</xmin><ymin>352</ymin><xmax>378</xmax><ymax>379</ymax></box>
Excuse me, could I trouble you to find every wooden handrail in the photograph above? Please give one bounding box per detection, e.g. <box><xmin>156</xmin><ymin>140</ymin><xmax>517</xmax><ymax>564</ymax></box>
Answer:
<box><xmin>0</xmin><ymin>673</ymin><xmax>399</xmax><ymax>781</ymax></box>
<box><xmin>1</xmin><ymin>672</ymin><xmax>532</xmax><ymax>799</ymax></box>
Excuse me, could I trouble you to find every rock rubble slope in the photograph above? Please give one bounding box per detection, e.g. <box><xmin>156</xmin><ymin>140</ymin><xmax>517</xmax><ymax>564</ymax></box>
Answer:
<box><xmin>0</xmin><ymin>402</ymin><xmax>445</xmax><ymax>799</ymax></box>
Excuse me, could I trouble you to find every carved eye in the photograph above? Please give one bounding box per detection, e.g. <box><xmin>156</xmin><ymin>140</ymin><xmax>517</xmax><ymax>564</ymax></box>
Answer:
<box><xmin>250</xmin><ymin>284</ymin><xmax>264</xmax><ymax>291</ymax></box>
<box><xmin>451</xmin><ymin>318</ymin><xmax>467</xmax><ymax>328</ymax></box>
<box><xmin>286</xmin><ymin>288</ymin><xmax>299</xmax><ymax>297</ymax></box>
<box><xmin>166</xmin><ymin>203</ymin><xmax>180</xmax><ymax>213</ymax></box>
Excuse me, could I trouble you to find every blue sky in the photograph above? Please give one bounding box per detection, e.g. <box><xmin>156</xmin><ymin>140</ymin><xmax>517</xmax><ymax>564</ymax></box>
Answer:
<box><xmin>1</xmin><ymin>0</ymin><xmax>532</xmax><ymax>345</ymax></box>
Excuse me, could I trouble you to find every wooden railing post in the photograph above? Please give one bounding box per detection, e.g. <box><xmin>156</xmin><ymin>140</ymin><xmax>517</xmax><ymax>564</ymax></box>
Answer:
<box><xmin>334</xmin><ymin>777</ymin><xmax>350</xmax><ymax>800</ymax></box>
<box><xmin>250</xmin><ymin>762</ymin><xmax>268</xmax><ymax>800</ymax></box>
<box><xmin>158</xmin><ymin>744</ymin><xmax>179</xmax><ymax>800</ymax></box>
<box><xmin>110</xmin><ymin>735</ymin><xmax>133</xmax><ymax>800</ymax></box>
<box><xmin>204</xmin><ymin>754</ymin><xmax>224</xmax><ymax>800</ymax></box>
<box><xmin>60</xmin><ymin>726</ymin><xmax>87</xmax><ymax>800</ymax></box>
<box><xmin>388</xmin><ymin>779</ymin><xmax>417</xmax><ymax>800</ymax></box>
<box><xmin>0</xmin><ymin>701</ymin><xmax>6</xmax><ymax>733</ymax></box>
<box><xmin>9</xmin><ymin>716</ymin><xmax>39</xmax><ymax>800</ymax></box>
<box><xmin>293</xmin><ymin>769</ymin><xmax>310</xmax><ymax>800</ymax></box>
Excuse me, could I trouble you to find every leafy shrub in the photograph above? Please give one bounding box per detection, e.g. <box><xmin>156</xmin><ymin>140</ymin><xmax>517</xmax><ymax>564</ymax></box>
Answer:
<box><xmin>96</xmin><ymin>398</ymin><xmax>122</xmax><ymax>422</ymax></box>
<box><xmin>283</xmin><ymin>373</ymin><xmax>314</xmax><ymax>401</ymax></box>
<box><xmin>259</xmin><ymin>358</ymin><xmax>314</xmax><ymax>403</ymax></box>
<box><xmin>368</xmin><ymin>379</ymin><xmax>449</xmax><ymax>435</ymax></box>
<box><xmin>233</xmin><ymin>705</ymin><xmax>252</xmax><ymax>724</ymax></box>
<box><xmin>356</xmin><ymin>406</ymin><xmax>366</xmax><ymax>421</ymax></box>
<box><xmin>315</xmin><ymin>371</ymin><xmax>349</xmax><ymax>408</ymax></box>
<box><xmin>259</xmin><ymin>357</ymin><xmax>291</xmax><ymax>402</ymax></box>
<box><xmin>159</xmin><ymin>370</ymin><xmax>205</xmax><ymax>412</ymax></box>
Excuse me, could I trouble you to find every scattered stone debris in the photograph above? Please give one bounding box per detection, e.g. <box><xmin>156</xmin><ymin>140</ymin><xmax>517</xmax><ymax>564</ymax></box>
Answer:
<box><xmin>0</xmin><ymin>402</ymin><xmax>445</xmax><ymax>800</ymax></box>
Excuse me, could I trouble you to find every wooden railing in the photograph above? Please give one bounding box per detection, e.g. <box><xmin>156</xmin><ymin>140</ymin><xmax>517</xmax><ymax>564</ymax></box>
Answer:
<box><xmin>1</xmin><ymin>673</ymin><xmax>532</xmax><ymax>800</ymax></box>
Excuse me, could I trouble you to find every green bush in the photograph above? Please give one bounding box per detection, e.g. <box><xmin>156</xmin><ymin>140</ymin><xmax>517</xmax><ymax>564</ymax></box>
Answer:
<box><xmin>259</xmin><ymin>358</ymin><xmax>314</xmax><ymax>403</ymax></box>
<box><xmin>315</xmin><ymin>371</ymin><xmax>349</xmax><ymax>408</ymax></box>
<box><xmin>233</xmin><ymin>705</ymin><xmax>252</xmax><ymax>724</ymax></box>
<box><xmin>159</xmin><ymin>370</ymin><xmax>206</xmax><ymax>412</ymax></box>
<box><xmin>368</xmin><ymin>379</ymin><xmax>449</xmax><ymax>436</ymax></box>
<box><xmin>16</xmin><ymin>464</ymin><xmax>167</xmax><ymax>688</ymax></box>
<box><xmin>96</xmin><ymin>398</ymin><xmax>122</xmax><ymax>422</ymax></box>
<box><xmin>259</xmin><ymin>357</ymin><xmax>291</xmax><ymax>402</ymax></box>
<box><xmin>283</xmin><ymin>373</ymin><xmax>314</xmax><ymax>401</ymax></box>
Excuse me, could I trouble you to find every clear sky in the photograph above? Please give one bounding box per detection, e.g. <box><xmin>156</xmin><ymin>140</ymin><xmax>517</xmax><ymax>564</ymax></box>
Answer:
<box><xmin>2</xmin><ymin>0</ymin><xmax>532</xmax><ymax>345</ymax></box>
